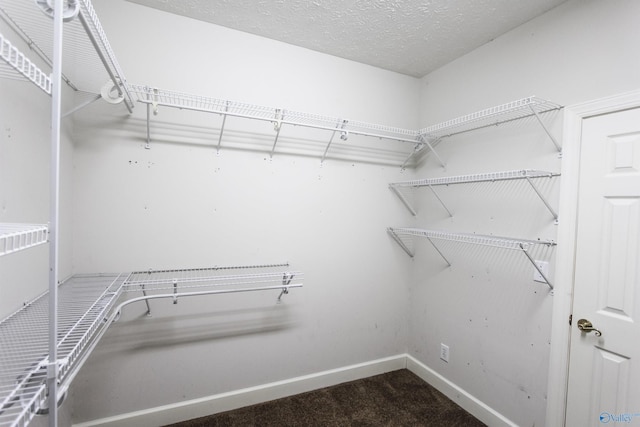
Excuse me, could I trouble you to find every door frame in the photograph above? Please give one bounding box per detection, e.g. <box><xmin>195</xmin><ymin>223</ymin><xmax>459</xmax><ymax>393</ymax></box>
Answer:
<box><xmin>546</xmin><ymin>89</ymin><xmax>640</xmax><ymax>426</ymax></box>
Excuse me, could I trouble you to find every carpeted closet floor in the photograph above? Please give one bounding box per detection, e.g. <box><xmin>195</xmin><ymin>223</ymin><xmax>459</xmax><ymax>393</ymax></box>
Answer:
<box><xmin>165</xmin><ymin>369</ymin><xmax>486</xmax><ymax>426</ymax></box>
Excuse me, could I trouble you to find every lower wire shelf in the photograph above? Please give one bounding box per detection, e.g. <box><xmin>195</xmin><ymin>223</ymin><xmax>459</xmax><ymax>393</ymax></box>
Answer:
<box><xmin>0</xmin><ymin>263</ymin><xmax>303</xmax><ymax>427</ymax></box>
<box><xmin>0</xmin><ymin>274</ymin><xmax>126</xmax><ymax>427</ymax></box>
<box><xmin>387</xmin><ymin>227</ymin><xmax>556</xmax><ymax>289</ymax></box>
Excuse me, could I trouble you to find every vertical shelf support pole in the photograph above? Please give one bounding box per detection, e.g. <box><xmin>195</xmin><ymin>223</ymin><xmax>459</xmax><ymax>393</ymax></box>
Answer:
<box><xmin>529</xmin><ymin>105</ymin><xmax>561</xmax><ymax>152</ymax></box>
<box><xmin>49</xmin><ymin>0</ymin><xmax>63</xmax><ymax>425</ymax></box>
<box><xmin>387</xmin><ymin>228</ymin><xmax>414</xmax><ymax>257</ymax></box>
<box><xmin>427</xmin><ymin>184</ymin><xmax>453</xmax><ymax>217</ymax></box>
<box><xmin>389</xmin><ymin>185</ymin><xmax>417</xmax><ymax>216</ymax></box>
<box><xmin>216</xmin><ymin>101</ymin><xmax>229</xmax><ymax>154</ymax></box>
<box><xmin>519</xmin><ymin>243</ymin><xmax>553</xmax><ymax>290</ymax></box>
<box><xmin>524</xmin><ymin>176</ymin><xmax>559</xmax><ymax>222</ymax></box>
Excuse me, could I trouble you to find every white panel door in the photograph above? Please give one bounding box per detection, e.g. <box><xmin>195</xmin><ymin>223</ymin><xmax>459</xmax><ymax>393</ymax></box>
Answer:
<box><xmin>565</xmin><ymin>108</ymin><xmax>640</xmax><ymax>426</ymax></box>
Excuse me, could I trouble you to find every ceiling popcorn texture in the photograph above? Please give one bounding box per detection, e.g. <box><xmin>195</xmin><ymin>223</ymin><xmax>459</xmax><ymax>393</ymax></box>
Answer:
<box><xmin>125</xmin><ymin>0</ymin><xmax>567</xmax><ymax>77</ymax></box>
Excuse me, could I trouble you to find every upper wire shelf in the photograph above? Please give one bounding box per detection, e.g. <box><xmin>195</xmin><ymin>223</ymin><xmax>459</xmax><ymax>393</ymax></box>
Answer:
<box><xmin>412</xmin><ymin>96</ymin><xmax>563</xmax><ymax>167</ymax></box>
<box><xmin>0</xmin><ymin>274</ymin><xmax>125</xmax><ymax>427</ymax></box>
<box><xmin>419</xmin><ymin>96</ymin><xmax>562</xmax><ymax>139</ymax></box>
<box><xmin>0</xmin><ymin>223</ymin><xmax>48</xmax><ymax>257</ymax></box>
<box><xmin>0</xmin><ymin>32</ymin><xmax>51</xmax><ymax>94</ymax></box>
<box><xmin>387</xmin><ymin>227</ymin><xmax>556</xmax><ymax>288</ymax></box>
<box><xmin>128</xmin><ymin>84</ymin><xmax>422</xmax><ymax>165</ymax></box>
<box><xmin>128</xmin><ymin>85</ymin><xmax>419</xmax><ymax>143</ymax></box>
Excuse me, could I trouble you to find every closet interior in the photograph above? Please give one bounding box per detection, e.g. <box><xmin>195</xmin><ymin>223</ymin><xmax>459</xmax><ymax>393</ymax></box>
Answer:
<box><xmin>0</xmin><ymin>1</ymin><xmax>567</xmax><ymax>426</ymax></box>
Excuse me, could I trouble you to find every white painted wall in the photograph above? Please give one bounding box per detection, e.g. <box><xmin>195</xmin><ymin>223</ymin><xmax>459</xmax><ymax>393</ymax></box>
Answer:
<box><xmin>411</xmin><ymin>1</ymin><xmax>640</xmax><ymax>426</ymax></box>
<box><xmin>69</xmin><ymin>0</ymin><xmax>417</xmax><ymax>423</ymax></box>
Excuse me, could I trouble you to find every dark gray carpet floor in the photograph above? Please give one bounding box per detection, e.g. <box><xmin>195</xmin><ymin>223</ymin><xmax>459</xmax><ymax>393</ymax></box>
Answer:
<box><xmin>165</xmin><ymin>369</ymin><xmax>486</xmax><ymax>427</ymax></box>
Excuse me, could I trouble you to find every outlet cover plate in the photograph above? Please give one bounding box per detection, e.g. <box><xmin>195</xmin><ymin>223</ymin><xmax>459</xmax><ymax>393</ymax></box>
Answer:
<box><xmin>534</xmin><ymin>260</ymin><xmax>550</xmax><ymax>283</ymax></box>
<box><xmin>440</xmin><ymin>343</ymin><xmax>449</xmax><ymax>363</ymax></box>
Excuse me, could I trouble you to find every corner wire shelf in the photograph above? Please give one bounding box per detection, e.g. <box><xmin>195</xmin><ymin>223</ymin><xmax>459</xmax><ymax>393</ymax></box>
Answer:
<box><xmin>387</xmin><ymin>227</ymin><xmax>555</xmax><ymax>289</ymax></box>
<box><xmin>389</xmin><ymin>169</ymin><xmax>560</xmax><ymax>220</ymax></box>
<box><xmin>127</xmin><ymin>84</ymin><xmax>422</xmax><ymax>163</ymax></box>
<box><xmin>0</xmin><ymin>32</ymin><xmax>51</xmax><ymax>94</ymax></box>
<box><xmin>0</xmin><ymin>274</ymin><xmax>126</xmax><ymax>427</ymax></box>
<box><xmin>0</xmin><ymin>263</ymin><xmax>303</xmax><ymax>427</ymax></box>
<box><xmin>410</xmin><ymin>96</ymin><xmax>563</xmax><ymax>167</ymax></box>
<box><xmin>0</xmin><ymin>223</ymin><xmax>49</xmax><ymax>257</ymax></box>
<box><xmin>0</xmin><ymin>0</ymin><xmax>133</xmax><ymax>113</ymax></box>
<box><xmin>122</xmin><ymin>263</ymin><xmax>303</xmax><ymax>316</ymax></box>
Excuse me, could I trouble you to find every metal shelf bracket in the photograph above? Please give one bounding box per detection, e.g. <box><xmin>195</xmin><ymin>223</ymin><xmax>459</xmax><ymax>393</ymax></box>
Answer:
<box><xmin>519</xmin><ymin>243</ymin><xmax>553</xmax><ymax>289</ymax></box>
<box><xmin>270</xmin><ymin>109</ymin><xmax>285</xmax><ymax>158</ymax></box>
<box><xmin>321</xmin><ymin>119</ymin><xmax>348</xmax><ymax>163</ymax></box>
<box><xmin>389</xmin><ymin>184</ymin><xmax>417</xmax><ymax>216</ymax></box>
<box><xmin>216</xmin><ymin>101</ymin><xmax>230</xmax><ymax>154</ymax></box>
<box><xmin>529</xmin><ymin>104</ymin><xmax>561</xmax><ymax>152</ymax></box>
<box><xmin>524</xmin><ymin>176</ymin><xmax>559</xmax><ymax>221</ymax></box>
<box><xmin>387</xmin><ymin>228</ymin><xmax>414</xmax><ymax>257</ymax></box>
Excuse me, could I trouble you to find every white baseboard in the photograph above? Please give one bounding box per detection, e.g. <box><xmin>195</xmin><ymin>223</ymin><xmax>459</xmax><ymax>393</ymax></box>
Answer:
<box><xmin>73</xmin><ymin>354</ymin><xmax>407</xmax><ymax>427</ymax></box>
<box><xmin>74</xmin><ymin>354</ymin><xmax>517</xmax><ymax>427</ymax></box>
<box><xmin>405</xmin><ymin>354</ymin><xmax>517</xmax><ymax>427</ymax></box>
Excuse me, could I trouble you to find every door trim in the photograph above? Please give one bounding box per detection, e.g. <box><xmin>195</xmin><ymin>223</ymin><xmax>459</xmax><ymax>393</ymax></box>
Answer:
<box><xmin>546</xmin><ymin>89</ymin><xmax>640</xmax><ymax>426</ymax></box>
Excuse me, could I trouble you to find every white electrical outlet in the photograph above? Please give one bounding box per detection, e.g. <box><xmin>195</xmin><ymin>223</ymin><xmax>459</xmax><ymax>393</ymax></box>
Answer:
<box><xmin>533</xmin><ymin>260</ymin><xmax>550</xmax><ymax>283</ymax></box>
<box><xmin>440</xmin><ymin>343</ymin><xmax>450</xmax><ymax>363</ymax></box>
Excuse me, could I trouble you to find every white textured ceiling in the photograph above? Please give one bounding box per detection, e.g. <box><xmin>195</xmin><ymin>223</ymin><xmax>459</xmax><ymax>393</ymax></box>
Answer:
<box><xmin>125</xmin><ymin>0</ymin><xmax>567</xmax><ymax>78</ymax></box>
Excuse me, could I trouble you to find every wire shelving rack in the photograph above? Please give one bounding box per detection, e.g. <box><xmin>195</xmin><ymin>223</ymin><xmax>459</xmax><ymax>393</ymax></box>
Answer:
<box><xmin>388</xmin><ymin>169</ymin><xmax>560</xmax><ymax>219</ymax></box>
<box><xmin>387</xmin><ymin>227</ymin><xmax>556</xmax><ymax>288</ymax></box>
<box><xmin>0</xmin><ymin>224</ymin><xmax>49</xmax><ymax>257</ymax></box>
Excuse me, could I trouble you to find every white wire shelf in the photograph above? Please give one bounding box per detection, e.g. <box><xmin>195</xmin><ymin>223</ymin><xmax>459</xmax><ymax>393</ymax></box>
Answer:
<box><xmin>0</xmin><ymin>0</ymin><xmax>132</xmax><ymax>110</ymax></box>
<box><xmin>0</xmin><ymin>274</ymin><xmax>126</xmax><ymax>427</ymax></box>
<box><xmin>387</xmin><ymin>227</ymin><xmax>555</xmax><ymax>289</ymax></box>
<box><xmin>390</xmin><ymin>169</ymin><xmax>559</xmax><ymax>188</ymax></box>
<box><xmin>412</xmin><ymin>97</ymin><xmax>563</xmax><ymax>167</ymax></box>
<box><xmin>419</xmin><ymin>96</ymin><xmax>562</xmax><ymax>139</ymax></box>
<box><xmin>388</xmin><ymin>169</ymin><xmax>560</xmax><ymax>220</ymax></box>
<box><xmin>0</xmin><ymin>223</ymin><xmax>49</xmax><ymax>257</ymax></box>
<box><xmin>124</xmin><ymin>263</ymin><xmax>303</xmax><ymax>315</ymax></box>
<box><xmin>128</xmin><ymin>84</ymin><xmax>422</xmax><ymax>164</ymax></box>
<box><xmin>0</xmin><ymin>32</ymin><xmax>51</xmax><ymax>94</ymax></box>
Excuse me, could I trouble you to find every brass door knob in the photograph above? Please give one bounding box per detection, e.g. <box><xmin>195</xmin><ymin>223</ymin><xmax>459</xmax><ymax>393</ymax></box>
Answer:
<box><xmin>577</xmin><ymin>319</ymin><xmax>602</xmax><ymax>337</ymax></box>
